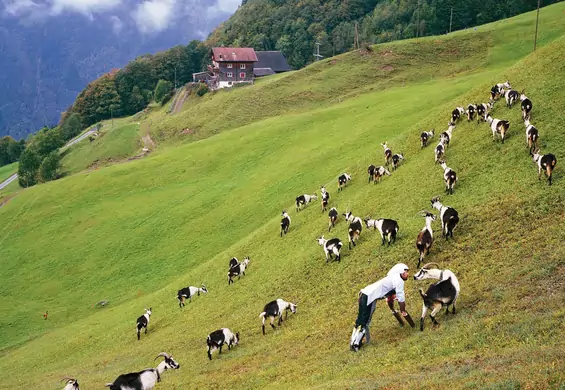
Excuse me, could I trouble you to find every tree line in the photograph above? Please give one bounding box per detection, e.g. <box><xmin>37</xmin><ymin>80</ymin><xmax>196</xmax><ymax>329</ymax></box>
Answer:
<box><xmin>208</xmin><ymin>0</ymin><xmax>561</xmax><ymax>69</ymax></box>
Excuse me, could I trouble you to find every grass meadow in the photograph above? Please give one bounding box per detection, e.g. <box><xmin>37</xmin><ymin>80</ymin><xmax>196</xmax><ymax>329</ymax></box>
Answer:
<box><xmin>1</xmin><ymin>4</ymin><xmax>565</xmax><ymax>389</ymax></box>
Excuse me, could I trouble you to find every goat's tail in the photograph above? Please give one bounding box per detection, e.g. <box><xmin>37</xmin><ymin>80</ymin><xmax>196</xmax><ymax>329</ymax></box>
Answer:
<box><xmin>259</xmin><ymin>312</ymin><xmax>266</xmax><ymax>319</ymax></box>
<box><xmin>419</xmin><ymin>288</ymin><xmax>427</xmax><ymax>299</ymax></box>
<box><xmin>206</xmin><ymin>335</ymin><xmax>212</xmax><ymax>347</ymax></box>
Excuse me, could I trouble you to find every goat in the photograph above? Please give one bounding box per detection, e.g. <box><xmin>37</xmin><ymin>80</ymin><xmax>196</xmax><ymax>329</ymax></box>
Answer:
<box><xmin>391</xmin><ymin>153</ymin><xmax>405</xmax><ymax>171</ymax></box>
<box><xmin>228</xmin><ymin>257</ymin><xmax>250</xmax><ymax>284</ymax></box>
<box><xmin>438</xmin><ymin>160</ymin><xmax>457</xmax><ymax>195</ymax></box>
<box><xmin>524</xmin><ymin>119</ymin><xmax>539</xmax><ymax>154</ymax></box>
<box><xmin>61</xmin><ymin>378</ymin><xmax>80</xmax><ymax>390</ymax></box>
<box><xmin>520</xmin><ymin>91</ymin><xmax>533</xmax><ymax>121</ymax></box>
<box><xmin>364</xmin><ymin>217</ymin><xmax>399</xmax><ymax>245</ymax></box>
<box><xmin>372</xmin><ymin>165</ymin><xmax>391</xmax><ymax>184</ymax></box>
<box><xmin>434</xmin><ymin>139</ymin><xmax>445</xmax><ymax>164</ymax></box>
<box><xmin>502</xmin><ymin>88</ymin><xmax>520</xmax><ymax>108</ymax></box>
<box><xmin>259</xmin><ymin>299</ymin><xmax>297</xmax><ymax>335</ymax></box>
<box><xmin>316</xmin><ymin>235</ymin><xmax>343</xmax><ymax>262</ymax></box>
<box><xmin>531</xmin><ymin>149</ymin><xmax>557</xmax><ymax>186</ymax></box>
<box><xmin>105</xmin><ymin>353</ymin><xmax>180</xmax><ymax>390</ymax></box>
<box><xmin>367</xmin><ymin>165</ymin><xmax>376</xmax><ymax>183</ymax></box>
<box><xmin>476</xmin><ymin>101</ymin><xmax>494</xmax><ymax>123</ymax></box>
<box><xmin>337</xmin><ymin>173</ymin><xmax>352</xmax><ymax>192</ymax></box>
<box><xmin>431</xmin><ymin>196</ymin><xmax>459</xmax><ymax>240</ymax></box>
<box><xmin>414</xmin><ymin>262</ymin><xmax>460</xmax><ymax>315</ymax></box>
<box><xmin>229</xmin><ymin>257</ymin><xmax>239</xmax><ymax>269</ymax></box>
<box><xmin>466</xmin><ymin>104</ymin><xmax>476</xmax><ymax>121</ymax></box>
<box><xmin>416</xmin><ymin>211</ymin><xmax>436</xmax><ymax>268</ymax></box>
<box><xmin>440</xmin><ymin>122</ymin><xmax>455</xmax><ymax>148</ymax></box>
<box><xmin>381</xmin><ymin>142</ymin><xmax>392</xmax><ymax>166</ymax></box>
<box><xmin>177</xmin><ymin>284</ymin><xmax>208</xmax><ymax>308</ymax></box>
<box><xmin>328</xmin><ymin>207</ymin><xmax>338</xmax><ymax>232</ymax></box>
<box><xmin>320</xmin><ymin>186</ymin><xmax>330</xmax><ymax>211</ymax></box>
<box><xmin>420</xmin><ymin>129</ymin><xmax>434</xmax><ymax>148</ymax></box>
<box><xmin>490</xmin><ymin>81</ymin><xmax>511</xmax><ymax>100</ymax></box>
<box><xmin>296</xmin><ymin>193</ymin><xmax>318</xmax><ymax>211</ymax></box>
<box><xmin>418</xmin><ymin>278</ymin><xmax>457</xmax><ymax>331</ymax></box>
<box><xmin>206</xmin><ymin>328</ymin><xmax>239</xmax><ymax>360</ymax></box>
<box><xmin>485</xmin><ymin>114</ymin><xmax>510</xmax><ymax>143</ymax></box>
<box><xmin>344</xmin><ymin>211</ymin><xmax>363</xmax><ymax>249</ymax></box>
<box><xmin>136</xmin><ymin>308</ymin><xmax>152</xmax><ymax>340</ymax></box>
<box><xmin>451</xmin><ymin>107</ymin><xmax>465</xmax><ymax>123</ymax></box>
<box><xmin>280</xmin><ymin>211</ymin><xmax>291</xmax><ymax>237</ymax></box>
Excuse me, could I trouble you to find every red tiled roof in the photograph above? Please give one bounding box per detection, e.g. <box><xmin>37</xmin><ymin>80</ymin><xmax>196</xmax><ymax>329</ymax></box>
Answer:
<box><xmin>212</xmin><ymin>47</ymin><xmax>258</xmax><ymax>62</ymax></box>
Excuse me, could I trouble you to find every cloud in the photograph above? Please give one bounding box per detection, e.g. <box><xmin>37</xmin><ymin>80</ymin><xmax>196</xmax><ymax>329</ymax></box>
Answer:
<box><xmin>214</xmin><ymin>0</ymin><xmax>239</xmax><ymax>13</ymax></box>
<box><xmin>3</xmin><ymin>0</ymin><xmax>43</xmax><ymax>16</ymax></box>
<box><xmin>49</xmin><ymin>0</ymin><xmax>122</xmax><ymax>15</ymax></box>
<box><xmin>131</xmin><ymin>0</ymin><xmax>176</xmax><ymax>34</ymax></box>
<box><xmin>109</xmin><ymin>15</ymin><xmax>123</xmax><ymax>34</ymax></box>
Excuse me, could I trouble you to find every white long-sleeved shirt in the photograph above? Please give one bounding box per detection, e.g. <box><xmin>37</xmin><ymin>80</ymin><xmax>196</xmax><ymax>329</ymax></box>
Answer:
<box><xmin>360</xmin><ymin>273</ymin><xmax>405</xmax><ymax>305</ymax></box>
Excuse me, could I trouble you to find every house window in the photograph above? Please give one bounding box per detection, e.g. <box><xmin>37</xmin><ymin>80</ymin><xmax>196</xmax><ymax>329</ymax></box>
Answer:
<box><xmin>227</xmin><ymin>63</ymin><xmax>233</xmax><ymax>69</ymax></box>
<box><xmin>227</xmin><ymin>72</ymin><xmax>233</xmax><ymax>78</ymax></box>
<box><xmin>240</xmin><ymin>64</ymin><xmax>246</xmax><ymax>69</ymax></box>
<box><xmin>240</xmin><ymin>72</ymin><xmax>246</xmax><ymax>79</ymax></box>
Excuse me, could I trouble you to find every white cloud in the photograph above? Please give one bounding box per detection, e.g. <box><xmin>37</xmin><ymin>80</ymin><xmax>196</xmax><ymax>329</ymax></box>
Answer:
<box><xmin>49</xmin><ymin>0</ymin><xmax>122</xmax><ymax>15</ymax></box>
<box><xmin>109</xmin><ymin>15</ymin><xmax>123</xmax><ymax>34</ymax></box>
<box><xmin>132</xmin><ymin>0</ymin><xmax>176</xmax><ymax>34</ymax></box>
<box><xmin>3</xmin><ymin>0</ymin><xmax>43</xmax><ymax>16</ymax></box>
<box><xmin>214</xmin><ymin>0</ymin><xmax>239</xmax><ymax>13</ymax></box>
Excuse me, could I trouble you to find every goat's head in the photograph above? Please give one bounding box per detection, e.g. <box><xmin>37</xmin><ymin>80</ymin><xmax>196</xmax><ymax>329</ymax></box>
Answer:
<box><xmin>503</xmin><ymin>81</ymin><xmax>511</xmax><ymax>89</ymax></box>
<box><xmin>242</xmin><ymin>257</ymin><xmax>250</xmax><ymax>266</ymax></box>
<box><xmin>61</xmin><ymin>377</ymin><xmax>80</xmax><ymax>390</ymax></box>
<box><xmin>363</xmin><ymin>218</ymin><xmax>372</xmax><ymax>228</ymax></box>
<box><xmin>430</xmin><ymin>196</ymin><xmax>442</xmax><ymax>209</ymax></box>
<box><xmin>234</xmin><ymin>332</ymin><xmax>240</xmax><ymax>345</ymax></box>
<box><xmin>281</xmin><ymin>210</ymin><xmax>288</xmax><ymax>217</ymax></box>
<box><xmin>316</xmin><ymin>236</ymin><xmax>327</xmax><ymax>246</ymax></box>
<box><xmin>201</xmin><ymin>284</ymin><xmax>208</xmax><ymax>293</ymax></box>
<box><xmin>320</xmin><ymin>185</ymin><xmax>326</xmax><ymax>193</ymax></box>
<box><xmin>413</xmin><ymin>263</ymin><xmax>441</xmax><ymax>280</ymax></box>
<box><xmin>419</xmin><ymin>210</ymin><xmax>436</xmax><ymax>220</ymax></box>
<box><xmin>288</xmin><ymin>302</ymin><xmax>297</xmax><ymax>313</ymax></box>
<box><xmin>520</xmin><ymin>90</ymin><xmax>527</xmax><ymax>101</ymax></box>
<box><xmin>438</xmin><ymin>160</ymin><xmax>447</xmax><ymax>169</ymax></box>
<box><xmin>144</xmin><ymin>308</ymin><xmax>152</xmax><ymax>317</ymax></box>
<box><xmin>311</xmin><ymin>194</ymin><xmax>318</xmax><ymax>200</ymax></box>
<box><xmin>396</xmin><ymin>153</ymin><xmax>405</xmax><ymax>160</ymax></box>
<box><xmin>524</xmin><ymin>118</ymin><xmax>531</xmax><ymax>127</ymax></box>
<box><xmin>381</xmin><ymin>142</ymin><xmax>388</xmax><ymax>149</ymax></box>
<box><xmin>155</xmin><ymin>352</ymin><xmax>180</xmax><ymax>370</ymax></box>
<box><xmin>531</xmin><ymin>149</ymin><xmax>541</xmax><ymax>162</ymax></box>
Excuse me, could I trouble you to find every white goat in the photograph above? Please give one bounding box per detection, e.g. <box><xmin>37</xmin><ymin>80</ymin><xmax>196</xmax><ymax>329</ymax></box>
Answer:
<box><xmin>105</xmin><ymin>353</ymin><xmax>180</xmax><ymax>390</ymax></box>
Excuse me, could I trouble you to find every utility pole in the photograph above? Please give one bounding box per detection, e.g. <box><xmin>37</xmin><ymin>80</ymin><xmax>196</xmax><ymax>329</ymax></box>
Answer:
<box><xmin>111</xmin><ymin>107</ymin><xmax>114</xmax><ymax>128</ymax></box>
<box><xmin>449</xmin><ymin>7</ymin><xmax>453</xmax><ymax>34</ymax></box>
<box><xmin>416</xmin><ymin>0</ymin><xmax>420</xmax><ymax>38</ymax></box>
<box><xmin>314</xmin><ymin>42</ymin><xmax>323</xmax><ymax>61</ymax></box>
<box><xmin>533</xmin><ymin>0</ymin><xmax>541</xmax><ymax>51</ymax></box>
<box><xmin>174</xmin><ymin>67</ymin><xmax>177</xmax><ymax>89</ymax></box>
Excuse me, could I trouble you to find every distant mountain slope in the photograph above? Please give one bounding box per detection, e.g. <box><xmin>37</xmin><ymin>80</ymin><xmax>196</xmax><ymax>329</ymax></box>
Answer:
<box><xmin>0</xmin><ymin>0</ymin><xmax>238</xmax><ymax>140</ymax></box>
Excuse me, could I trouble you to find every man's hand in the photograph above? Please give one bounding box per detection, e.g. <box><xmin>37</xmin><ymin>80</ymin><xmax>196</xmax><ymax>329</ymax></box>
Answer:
<box><xmin>401</xmin><ymin>311</ymin><xmax>408</xmax><ymax>316</ymax></box>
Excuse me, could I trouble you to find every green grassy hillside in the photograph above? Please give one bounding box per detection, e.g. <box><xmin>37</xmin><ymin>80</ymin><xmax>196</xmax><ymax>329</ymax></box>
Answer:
<box><xmin>1</xmin><ymin>4</ymin><xmax>565</xmax><ymax>389</ymax></box>
<box><xmin>0</xmin><ymin>162</ymin><xmax>18</xmax><ymax>183</ymax></box>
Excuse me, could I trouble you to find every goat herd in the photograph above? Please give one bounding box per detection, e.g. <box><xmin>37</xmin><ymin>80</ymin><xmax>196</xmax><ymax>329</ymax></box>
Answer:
<box><xmin>60</xmin><ymin>81</ymin><xmax>557</xmax><ymax>390</ymax></box>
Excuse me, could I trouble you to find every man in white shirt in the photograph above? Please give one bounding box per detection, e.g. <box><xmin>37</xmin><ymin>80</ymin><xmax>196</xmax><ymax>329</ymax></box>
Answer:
<box><xmin>350</xmin><ymin>263</ymin><xmax>410</xmax><ymax>351</ymax></box>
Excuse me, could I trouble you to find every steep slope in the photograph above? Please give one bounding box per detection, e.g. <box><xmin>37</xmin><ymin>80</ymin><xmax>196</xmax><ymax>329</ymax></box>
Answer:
<box><xmin>1</xmin><ymin>5</ymin><xmax>565</xmax><ymax>389</ymax></box>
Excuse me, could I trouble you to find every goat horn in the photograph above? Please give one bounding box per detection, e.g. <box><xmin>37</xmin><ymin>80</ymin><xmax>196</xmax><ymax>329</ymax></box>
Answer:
<box><xmin>155</xmin><ymin>352</ymin><xmax>170</xmax><ymax>360</ymax></box>
<box><xmin>61</xmin><ymin>377</ymin><xmax>75</xmax><ymax>383</ymax></box>
<box><xmin>422</xmin><ymin>262</ymin><xmax>440</xmax><ymax>269</ymax></box>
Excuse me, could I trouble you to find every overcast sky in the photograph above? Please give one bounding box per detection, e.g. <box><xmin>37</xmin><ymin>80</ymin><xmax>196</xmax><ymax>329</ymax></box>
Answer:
<box><xmin>2</xmin><ymin>0</ymin><xmax>241</xmax><ymax>36</ymax></box>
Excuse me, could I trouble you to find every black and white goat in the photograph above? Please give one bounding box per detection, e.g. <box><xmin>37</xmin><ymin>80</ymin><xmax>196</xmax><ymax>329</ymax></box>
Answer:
<box><xmin>466</xmin><ymin>104</ymin><xmax>476</xmax><ymax>122</ymax></box>
<box><xmin>328</xmin><ymin>207</ymin><xmax>339</xmax><ymax>232</ymax></box>
<box><xmin>259</xmin><ymin>299</ymin><xmax>297</xmax><ymax>335</ymax></box>
<box><xmin>490</xmin><ymin>81</ymin><xmax>511</xmax><ymax>100</ymax></box>
<box><xmin>370</xmin><ymin>165</ymin><xmax>391</xmax><ymax>184</ymax></box>
<box><xmin>296</xmin><ymin>193</ymin><xmax>318</xmax><ymax>211</ymax></box>
<box><xmin>105</xmin><ymin>353</ymin><xmax>180</xmax><ymax>390</ymax></box>
<box><xmin>136</xmin><ymin>308</ymin><xmax>152</xmax><ymax>341</ymax></box>
<box><xmin>440</xmin><ymin>122</ymin><xmax>455</xmax><ymax>148</ymax></box>
<box><xmin>228</xmin><ymin>257</ymin><xmax>250</xmax><ymax>284</ymax></box>
<box><xmin>431</xmin><ymin>196</ymin><xmax>459</xmax><ymax>240</ymax></box>
<box><xmin>502</xmin><ymin>88</ymin><xmax>520</xmax><ymax>108</ymax></box>
<box><xmin>364</xmin><ymin>217</ymin><xmax>399</xmax><ymax>245</ymax></box>
<box><xmin>476</xmin><ymin>101</ymin><xmax>494</xmax><ymax>123</ymax></box>
<box><xmin>316</xmin><ymin>235</ymin><xmax>343</xmax><ymax>262</ymax></box>
<box><xmin>414</xmin><ymin>262</ymin><xmax>460</xmax><ymax>315</ymax></box>
<box><xmin>61</xmin><ymin>378</ymin><xmax>80</xmax><ymax>390</ymax></box>
<box><xmin>418</xmin><ymin>278</ymin><xmax>457</xmax><ymax>331</ymax></box>
<box><xmin>337</xmin><ymin>173</ymin><xmax>352</xmax><ymax>192</ymax></box>
<box><xmin>531</xmin><ymin>149</ymin><xmax>557</xmax><ymax>186</ymax></box>
<box><xmin>524</xmin><ymin>119</ymin><xmax>539</xmax><ymax>153</ymax></box>
<box><xmin>520</xmin><ymin>91</ymin><xmax>533</xmax><ymax>121</ymax></box>
<box><xmin>381</xmin><ymin>142</ymin><xmax>392</xmax><ymax>166</ymax></box>
<box><xmin>280</xmin><ymin>211</ymin><xmax>291</xmax><ymax>237</ymax></box>
<box><xmin>416</xmin><ymin>211</ymin><xmax>436</xmax><ymax>268</ymax></box>
<box><xmin>206</xmin><ymin>328</ymin><xmax>239</xmax><ymax>360</ymax></box>
<box><xmin>420</xmin><ymin>129</ymin><xmax>434</xmax><ymax>148</ymax></box>
<box><xmin>486</xmin><ymin>114</ymin><xmax>510</xmax><ymax>144</ymax></box>
<box><xmin>438</xmin><ymin>160</ymin><xmax>457</xmax><ymax>195</ymax></box>
<box><xmin>344</xmin><ymin>211</ymin><xmax>363</xmax><ymax>249</ymax></box>
<box><xmin>391</xmin><ymin>153</ymin><xmax>405</xmax><ymax>171</ymax></box>
<box><xmin>367</xmin><ymin>165</ymin><xmax>376</xmax><ymax>183</ymax></box>
<box><xmin>177</xmin><ymin>284</ymin><xmax>208</xmax><ymax>308</ymax></box>
<box><xmin>320</xmin><ymin>186</ymin><xmax>330</xmax><ymax>211</ymax></box>
<box><xmin>451</xmin><ymin>107</ymin><xmax>465</xmax><ymax>123</ymax></box>
<box><xmin>434</xmin><ymin>139</ymin><xmax>445</xmax><ymax>164</ymax></box>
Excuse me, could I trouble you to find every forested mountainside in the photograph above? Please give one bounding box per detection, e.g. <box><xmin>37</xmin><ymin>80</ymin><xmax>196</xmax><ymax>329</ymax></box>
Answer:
<box><xmin>207</xmin><ymin>0</ymin><xmax>563</xmax><ymax>68</ymax></box>
<box><xmin>0</xmin><ymin>0</ymin><xmax>237</xmax><ymax>140</ymax></box>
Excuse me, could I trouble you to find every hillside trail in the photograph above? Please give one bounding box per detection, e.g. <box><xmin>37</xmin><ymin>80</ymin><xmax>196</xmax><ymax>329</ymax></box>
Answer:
<box><xmin>170</xmin><ymin>87</ymin><xmax>189</xmax><ymax>115</ymax></box>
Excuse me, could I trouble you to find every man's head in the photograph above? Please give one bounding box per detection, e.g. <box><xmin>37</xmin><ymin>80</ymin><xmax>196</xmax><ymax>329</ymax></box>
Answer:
<box><xmin>388</xmin><ymin>263</ymin><xmax>409</xmax><ymax>280</ymax></box>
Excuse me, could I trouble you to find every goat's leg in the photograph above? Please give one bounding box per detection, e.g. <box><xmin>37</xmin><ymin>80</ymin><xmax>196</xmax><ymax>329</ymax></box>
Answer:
<box><xmin>420</xmin><ymin>304</ymin><xmax>428</xmax><ymax>331</ymax></box>
<box><xmin>145</xmin><ymin>326</ymin><xmax>148</xmax><ymax>334</ymax></box>
<box><xmin>270</xmin><ymin>316</ymin><xmax>276</xmax><ymax>329</ymax></box>
<box><xmin>262</xmin><ymin>316</ymin><xmax>266</xmax><ymax>335</ymax></box>
<box><xmin>430</xmin><ymin>303</ymin><xmax>442</xmax><ymax>326</ymax></box>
